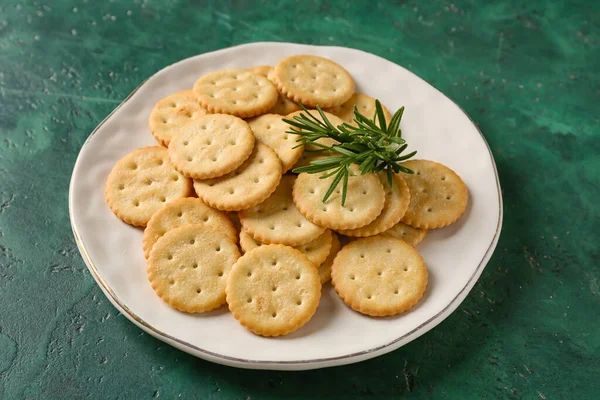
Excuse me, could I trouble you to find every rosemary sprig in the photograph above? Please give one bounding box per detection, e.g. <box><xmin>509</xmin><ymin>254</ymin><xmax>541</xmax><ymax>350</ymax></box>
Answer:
<box><xmin>283</xmin><ymin>101</ymin><xmax>416</xmax><ymax>205</ymax></box>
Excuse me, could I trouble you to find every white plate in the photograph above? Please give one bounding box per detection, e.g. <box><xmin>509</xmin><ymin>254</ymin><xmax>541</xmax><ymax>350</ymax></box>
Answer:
<box><xmin>69</xmin><ymin>42</ymin><xmax>502</xmax><ymax>370</ymax></box>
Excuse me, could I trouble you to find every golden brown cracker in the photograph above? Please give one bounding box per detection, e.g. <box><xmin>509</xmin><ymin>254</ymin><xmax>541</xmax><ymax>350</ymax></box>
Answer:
<box><xmin>318</xmin><ymin>232</ymin><xmax>341</xmax><ymax>285</ymax></box>
<box><xmin>249</xmin><ymin>65</ymin><xmax>300</xmax><ymax>115</ymax></box>
<box><xmin>247</xmin><ymin>114</ymin><xmax>303</xmax><ymax>173</ymax></box>
<box><xmin>226</xmin><ymin>244</ymin><xmax>321</xmax><ymax>336</ymax></box>
<box><xmin>105</xmin><ymin>146</ymin><xmax>192</xmax><ymax>227</ymax></box>
<box><xmin>383</xmin><ymin>222</ymin><xmax>427</xmax><ymax>247</ymax></box>
<box><xmin>337</xmin><ymin>172</ymin><xmax>410</xmax><ymax>237</ymax></box>
<box><xmin>168</xmin><ymin>114</ymin><xmax>255</xmax><ymax>179</ymax></box>
<box><xmin>331</xmin><ymin>236</ymin><xmax>428</xmax><ymax>317</ymax></box>
<box><xmin>142</xmin><ymin>197</ymin><xmax>236</xmax><ymax>258</ymax></box>
<box><xmin>292</xmin><ymin>166</ymin><xmax>386</xmax><ymax>230</ymax></box>
<box><xmin>149</xmin><ymin>90</ymin><xmax>208</xmax><ymax>147</ymax></box>
<box><xmin>400</xmin><ymin>160</ymin><xmax>468</xmax><ymax>229</ymax></box>
<box><xmin>193</xmin><ymin>69</ymin><xmax>278</xmax><ymax>118</ymax></box>
<box><xmin>268</xmin><ymin>94</ymin><xmax>301</xmax><ymax>115</ymax></box>
<box><xmin>239</xmin><ymin>229</ymin><xmax>333</xmax><ymax>266</ymax></box>
<box><xmin>239</xmin><ymin>175</ymin><xmax>325</xmax><ymax>246</ymax></box>
<box><xmin>272</xmin><ymin>55</ymin><xmax>355</xmax><ymax>108</ymax></box>
<box><xmin>147</xmin><ymin>224</ymin><xmax>240</xmax><ymax>313</ymax></box>
<box><xmin>192</xmin><ymin>143</ymin><xmax>282</xmax><ymax>211</ymax></box>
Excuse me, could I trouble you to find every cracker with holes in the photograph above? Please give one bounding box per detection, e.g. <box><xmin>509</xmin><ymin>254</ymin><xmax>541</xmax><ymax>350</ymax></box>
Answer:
<box><xmin>147</xmin><ymin>224</ymin><xmax>240</xmax><ymax>313</ymax></box>
<box><xmin>168</xmin><ymin>114</ymin><xmax>255</xmax><ymax>179</ymax></box>
<box><xmin>193</xmin><ymin>142</ymin><xmax>282</xmax><ymax>211</ymax></box>
<box><xmin>338</xmin><ymin>172</ymin><xmax>410</xmax><ymax>237</ymax></box>
<box><xmin>247</xmin><ymin>66</ymin><xmax>300</xmax><ymax>115</ymax></box>
<box><xmin>142</xmin><ymin>198</ymin><xmax>236</xmax><ymax>259</ymax></box>
<box><xmin>318</xmin><ymin>232</ymin><xmax>340</xmax><ymax>285</ymax></box>
<box><xmin>239</xmin><ymin>175</ymin><xmax>325</xmax><ymax>246</ymax></box>
<box><xmin>287</xmin><ymin>110</ymin><xmax>345</xmax><ymax>169</ymax></box>
<box><xmin>325</xmin><ymin>93</ymin><xmax>392</xmax><ymax>126</ymax></box>
<box><xmin>193</xmin><ymin>69</ymin><xmax>278</xmax><ymax>118</ymax></box>
<box><xmin>269</xmin><ymin>94</ymin><xmax>302</xmax><ymax>115</ymax></box>
<box><xmin>247</xmin><ymin>114</ymin><xmax>303</xmax><ymax>173</ymax></box>
<box><xmin>239</xmin><ymin>230</ymin><xmax>333</xmax><ymax>266</ymax></box>
<box><xmin>400</xmin><ymin>160</ymin><xmax>468</xmax><ymax>229</ymax></box>
<box><xmin>226</xmin><ymin>244</ymin><xmax>321</xmax><ymax>337</ymax></box>
<box><xmin>383</xmin><ymin>222</ymin><xmax>427</xmax><ymax>247</ymax></box>
<box><xmin>272</xmin><ymin>55</ymin><xmax>355</xmax><ymax>108</ymax></box>
<box><xmin>293</xmin><ymin>166</ymin><xmax>386</xmax><ymax>230</ymax></box>
<box><xmin>105</xmin><ymin>146</ymin><xmax>192</xmax><ymax>227</ymax></box>
<box><xmin>149</xmin><ymin>90</ymin><xmax>208</xmax><ymax>147</ymax></box>
<box><xmin>331</xmin><ymin>236</ymin><xmax>428</xmax><ymax>317</ymax></box>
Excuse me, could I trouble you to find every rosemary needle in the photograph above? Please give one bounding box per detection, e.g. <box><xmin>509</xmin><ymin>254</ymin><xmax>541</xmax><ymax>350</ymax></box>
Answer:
<box><xmin>283</xmin><ymin>101</ymin><xmax>416</xmax><ymax>205</ymax></box>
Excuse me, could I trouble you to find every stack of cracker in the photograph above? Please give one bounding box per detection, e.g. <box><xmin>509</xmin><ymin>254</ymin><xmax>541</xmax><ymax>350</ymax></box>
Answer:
<box><xmin>105</xmin><ymin>55</ymin><xmax>468</xmax><ymax>337</ymax></box>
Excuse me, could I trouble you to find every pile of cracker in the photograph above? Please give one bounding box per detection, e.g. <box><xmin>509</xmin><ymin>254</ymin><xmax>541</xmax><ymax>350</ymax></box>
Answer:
<box><xmin>105</xmin><ymin>55</ymin><xmax>468</xmax><ymax>337</ymax></box>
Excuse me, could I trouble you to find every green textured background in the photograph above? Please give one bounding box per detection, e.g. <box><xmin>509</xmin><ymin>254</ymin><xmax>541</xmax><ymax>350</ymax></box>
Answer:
<box><xmin>0</xmin><ymin>0</ymin><xmax>598</xmax><ymax>398</ymax></box>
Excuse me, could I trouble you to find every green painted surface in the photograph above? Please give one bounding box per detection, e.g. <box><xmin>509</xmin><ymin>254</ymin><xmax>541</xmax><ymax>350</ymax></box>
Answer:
<box><xmin>0</xmin><ymin>0</ymin><xmax>598</xmax><ymax>398</ymax></box>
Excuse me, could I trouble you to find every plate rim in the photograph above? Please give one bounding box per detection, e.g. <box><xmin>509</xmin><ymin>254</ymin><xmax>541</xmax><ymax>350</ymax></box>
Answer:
<box><xmin>68</xmin><ymin>41</ymin><xmax>503</xmax><ymax>370</ymax></box>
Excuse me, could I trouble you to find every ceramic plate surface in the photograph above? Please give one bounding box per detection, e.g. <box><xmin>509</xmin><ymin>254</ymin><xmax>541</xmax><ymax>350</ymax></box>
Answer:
<box><xmin>69</xmin><ymin>42</ymin><xmax>502</xmax><ymax>370</ymax></box>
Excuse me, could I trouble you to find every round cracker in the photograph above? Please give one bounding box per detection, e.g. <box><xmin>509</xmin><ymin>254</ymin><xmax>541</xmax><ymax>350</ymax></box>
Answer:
<box><xmin>286</xmin><ymin>110</ymin><xmax>345</xmax><ymax>170</ymax></box>
<box><xmin>168</xmin><ymin>114</ymin><xmax>255</xmax><ymax>179</ymax></box>
<box><xmin>105</xmin><ymin>146</ymin><xmax>192</xmax><ymax>227</ymax></box>
<box><xmin>266</xmin><ymin>67</ymin><xmax>301</xmax><ymax>115</ymax></box>
<box><xmin>193</xmin><ymin>69</ymin><xmax>278</xmax><ymax>118</ymax></box>
<box><xmin>400</xmin><ymin>160</ymin><xmax>468</xmax><ymax>229</ymax></box>
<box><xmin>268</xmin><ymin>94</ymin><xmax>301</xmax><ymax>115</ymax></box>
<box><xmin>147</xmin><ymin>224</ymin><xmax>240</xmax><ymax>313</ymax></box>
<box><xmin>272</xmin><ymin>55</ymin><xmax>355</xmax><ymax>108</ymax></box>
<box><xmin>239</xmin><ymin>229</ymin><xmax>333</xmax><ymax>266</ymax></box>
<box><xmin>142</xmin><ymin>198</ymin><xmax>236</xmax><ymax>259</ymax></box>
<box><xmin>148</xmin><ymin>90</ymin><xmax>208</xmax><ymax>146</ymax></box>
<box><xmin>247</xmin><ymin>114</ymin><xmax>303</xmax><ymax>173</ymax></box>
<box><xmin>318</xmin><ymin>232</ymin><xmax>341</xmax><ymax>285</ymax></box>
<box><xmin>383</xmin><ymin>222</ymin><xmax>427</xmax><ymax>247</ymax></box>
<box><xmin>293</xmin><ymin>167</ymin><xmax>386</xmax><ymax>230</ymax></box>
<box><xmin>249</xmin><ymin>66</ymin><xmax>300</xmax><ymax>115</ymax></box>
<box><xmin>226</xmin><ymin>244</ymin><xmax>321</xmax><ymax>337</ymax></box>
<box><xmin>193</xmin><ymin>142</ymin><xmax>282</xmax><ymax>211</ymax></box>
<box><xmin>337</xmin><ymin>172</ymin><xmax>410</xmax><ymax>237</ymax></box>
<box><xmin>331</xmin><ymin>236</ymin><xmax>428</xmax><ymax>317</ymax></box>
<box><xmin>239</xmin><ymin>175</ymin><xmax>325</xmax><ymax>246</ymax></box>
<box><xmin>324</xmin><ymin>93</ymin><xmax>392</xmax><ymax>126</ymax></box>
